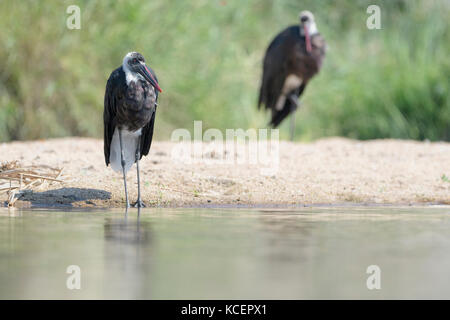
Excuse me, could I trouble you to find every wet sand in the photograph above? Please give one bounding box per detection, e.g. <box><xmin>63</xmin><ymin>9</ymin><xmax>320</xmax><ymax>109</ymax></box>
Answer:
<box><xmin>1</xmin><ymin>137</ymin><xmax>449</xmax><ymax>208</ymax></box>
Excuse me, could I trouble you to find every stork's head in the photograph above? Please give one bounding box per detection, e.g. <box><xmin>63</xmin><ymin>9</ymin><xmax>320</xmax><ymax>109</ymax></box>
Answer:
<box><xmin>122</xmin><ymin>52</ymin><xmax>162</xmax><ymax>92</ymax></box>
<box><xmin>299</xmin><ymin>10</ymin><xmax>318</xmax><ymax>53</ymax></box>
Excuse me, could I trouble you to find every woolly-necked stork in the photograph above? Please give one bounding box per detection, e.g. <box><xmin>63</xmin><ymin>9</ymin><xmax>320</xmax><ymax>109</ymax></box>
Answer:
<box><xmin>258</xmin><ymin>10</ymin><xmax>326</xmax><ymax>140</ymax></box>
<box><xmin>104</xmin><ymin>52</ymin><xmax>162</xmax><ymax>208</ymax></box>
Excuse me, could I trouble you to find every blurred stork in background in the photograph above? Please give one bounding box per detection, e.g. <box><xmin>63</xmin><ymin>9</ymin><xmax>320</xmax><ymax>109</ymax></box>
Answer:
<box><xmin>258</xmin><ymin>10</ymin><xmax>326</xmax><ymax>140</ymax></box>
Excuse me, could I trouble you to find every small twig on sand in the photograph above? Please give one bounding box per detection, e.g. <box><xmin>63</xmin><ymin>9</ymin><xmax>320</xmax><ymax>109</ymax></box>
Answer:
<box><xmin>49</xmin><ymin>167</ymin><xmax>64</xmax><ymax>186</ymax></box>
<box><xmin>12</xmin><ymin>173</ymin><xmax>63</xmax><ymax>182</ymax></box>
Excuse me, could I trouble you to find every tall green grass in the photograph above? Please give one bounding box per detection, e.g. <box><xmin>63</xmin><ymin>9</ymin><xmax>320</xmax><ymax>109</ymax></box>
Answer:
<box><xmin>0</xmin><ymin>0</ymin><xmax>448</xmax><ymax>141</ymax></box>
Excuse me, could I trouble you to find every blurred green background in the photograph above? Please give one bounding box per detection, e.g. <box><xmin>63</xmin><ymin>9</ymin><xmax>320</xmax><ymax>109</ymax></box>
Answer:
<box><xmin>0</xmin><ymin>0</ymin><xmax>448</xmax><ymax>142</ymax></box>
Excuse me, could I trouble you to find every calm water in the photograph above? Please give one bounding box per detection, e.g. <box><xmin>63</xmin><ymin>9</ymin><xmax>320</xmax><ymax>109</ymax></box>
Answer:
<box><xmin>0</xmin><ymin>206</ymin><xmax>449</xmax><ymax>299</ymax></box>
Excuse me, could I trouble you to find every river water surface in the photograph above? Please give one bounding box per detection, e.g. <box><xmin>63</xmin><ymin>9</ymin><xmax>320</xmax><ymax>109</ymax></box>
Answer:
<box><xmin>0</xmin><ymin>206</ymin><xmax>449</xmax><ymax>299</ymax></box>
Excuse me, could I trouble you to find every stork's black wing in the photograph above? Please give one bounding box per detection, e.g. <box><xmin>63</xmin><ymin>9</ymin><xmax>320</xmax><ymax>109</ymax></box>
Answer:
<box><xmin>258</xmin><ymin>26</ymin><xmax>296</xmax><ymax>112</ymax></box>
<box><xmin>140</xmin><ymin>108</ymin><xmax>156</xmax><ymax>158</ymax></box>
<box><xmin>103</xmin><ymin>67</ymin><xmax>125</xmax><ymax>166</ymax></box>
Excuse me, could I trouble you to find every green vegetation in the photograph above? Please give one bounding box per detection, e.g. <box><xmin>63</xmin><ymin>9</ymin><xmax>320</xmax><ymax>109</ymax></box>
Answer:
<box><xmin>0</xmin><ymin>0</ymin><xmax>449</xmax><ymax>141</ymax></box>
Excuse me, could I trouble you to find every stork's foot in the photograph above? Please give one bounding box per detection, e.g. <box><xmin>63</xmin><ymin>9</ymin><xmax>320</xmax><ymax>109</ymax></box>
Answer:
<box><xmin>132</xmin><ymin>200</ymin><xmax>146</xmax><ymax>208</ymax></box>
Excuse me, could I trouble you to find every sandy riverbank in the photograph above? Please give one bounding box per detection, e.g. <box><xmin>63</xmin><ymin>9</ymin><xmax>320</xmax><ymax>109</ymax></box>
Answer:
<box><xmin>1</xmin><ymin>137</ymin><xmax>449</xmax><ymax>208</ymax></box>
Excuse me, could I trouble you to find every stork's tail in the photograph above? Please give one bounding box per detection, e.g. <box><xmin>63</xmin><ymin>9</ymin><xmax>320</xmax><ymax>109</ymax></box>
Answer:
<box><xmin>269</xmin><ymin>97</ymin><xmax>297</xmax><ymax>128</ymax></box>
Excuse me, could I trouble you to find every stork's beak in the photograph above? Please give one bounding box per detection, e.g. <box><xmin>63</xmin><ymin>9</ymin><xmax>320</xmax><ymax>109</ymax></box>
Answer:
<box><xmin>138</xmin><ymin>64</ymin><xmax>162</xmax><ymax>93</ymax></box>
<box><xmin>304</xmin><ymin>24</ymin><xmax>312</xmax><ymax>53</ymax></box>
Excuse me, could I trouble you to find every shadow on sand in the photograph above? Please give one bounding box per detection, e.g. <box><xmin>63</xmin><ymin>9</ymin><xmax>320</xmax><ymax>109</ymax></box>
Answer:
<box><xmin>16</xmin><ymin>187</ymin><xmax>111</xmax><ymax>207</ymax></box>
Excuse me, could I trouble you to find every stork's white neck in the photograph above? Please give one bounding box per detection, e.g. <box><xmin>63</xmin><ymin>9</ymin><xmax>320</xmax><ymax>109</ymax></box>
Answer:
<box><xmin>300</xmin><ymin>22</ymin><xmax>319</xmax><ymax>36</ymax></box>
<box><xmin>122</xmin><ymin>63</ymin><xmax>143</xmax><ymax>85</ymax></box>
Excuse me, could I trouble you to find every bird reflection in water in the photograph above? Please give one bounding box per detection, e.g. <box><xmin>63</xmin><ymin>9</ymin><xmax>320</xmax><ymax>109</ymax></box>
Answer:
<box><xmin>104</xmin><ymin>209</ymin><xmax>151</xmax><ymax>245</ymax></box>
<box><xmin>102</xmin><ymin>208</ymin><xmax>153</xmax><ymax>298</ymax></box>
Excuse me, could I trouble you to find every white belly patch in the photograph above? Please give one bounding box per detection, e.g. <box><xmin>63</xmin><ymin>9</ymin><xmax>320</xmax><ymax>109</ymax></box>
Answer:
<box><xmin>275</xmin><ymin>75</ymin><xmax>302</xmax><ymax>110</ymax></box>
<box><xmin>109</xmin><ymin>128</ymin><xmax>142</xmax><ymax>173</ymax></box>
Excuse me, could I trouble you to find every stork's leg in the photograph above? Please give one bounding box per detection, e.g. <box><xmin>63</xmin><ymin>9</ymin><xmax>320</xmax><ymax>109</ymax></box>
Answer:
<box><xmin>119</xmin><ymin>129</ymin><xmax>130</xmax><ymax>209</ymax></box>
<box><xmin>133</xmin><ymin>134</ymin><xmax>146</xmax><ymax>208</ymax></box>
<box><xmin>289</xmin><ymin>110</ymin><xmax>296</xmax><ymax>141</ymax></box>
<box><xmin>289</xmin><ymin>95</ymin><xmax>299</xmax><ymax>141</ymax></box>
